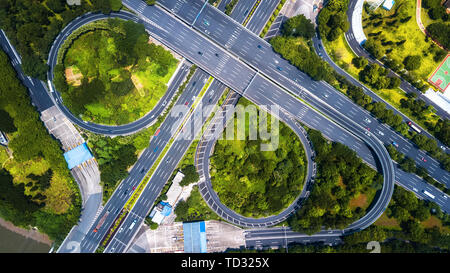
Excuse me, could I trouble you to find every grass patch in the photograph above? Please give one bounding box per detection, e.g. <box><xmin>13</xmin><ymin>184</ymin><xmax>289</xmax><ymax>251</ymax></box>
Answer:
<box><xmin>57</xmin><ymin>18</ymin><xmax>178</xmax><ymax>125</ymax></box>
<box><xmin>362</xmin><ymin>0</ymin><xmax>443</xmax><ymax>80</ymax></box>
<box><xmin>374</xmin><ymin>211</ymin><xmax>401</xmax><ymax>230</ymax></box>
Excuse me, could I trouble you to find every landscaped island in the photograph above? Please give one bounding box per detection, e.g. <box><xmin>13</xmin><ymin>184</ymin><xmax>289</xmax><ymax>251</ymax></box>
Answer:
<box><xmin>54</xmin><ymin>18</ymin><xmax>178</xmax><ymax>125</ymax></box>
<box><xmin>210</xmin><ymin>98</ymin><xmax>308</xmax><ymax>218</ymax></box>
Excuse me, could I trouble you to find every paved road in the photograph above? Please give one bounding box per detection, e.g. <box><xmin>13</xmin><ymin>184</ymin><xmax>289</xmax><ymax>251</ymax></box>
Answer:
<box><xmin>46</xmin><ymin>12</ymin><xmax>190</xmax><ymax>136</ymax></box>
<box><xmin>246</xmin><ymin>0</ymin><xmax>280</xmax><ymax>35</ymax></box>
<box><xmin>174</xmin><ymin>0</ymin><xmax>449</xmax><ymax>189</ymax></box>
<box><xmin>230</xmin><ymin>0</ymin><xmax>257</xmax><ymax>24</ymax></box>
<box><xmin>103</xmin><ymin>76</ymin><xmax>227</xmax><ymax>253</ymax></box>
<box><xmin>345</xmin><ymin>0</ymin><xmax>450</xmax><ymax>120</ymax></box>
<box><xmin>244</xmin><ymin>227</ymin><xmax>343</xmax><ymax>250</ymax></box>
<box><xmin>59</xmin><ymin>67</ymin><xmax>217</xmax><ymax>252</ymax></box>
<box><xmin>312</xmin><ymin>36</ymin><xmax>450</xmax><ymax>188</ymax></box>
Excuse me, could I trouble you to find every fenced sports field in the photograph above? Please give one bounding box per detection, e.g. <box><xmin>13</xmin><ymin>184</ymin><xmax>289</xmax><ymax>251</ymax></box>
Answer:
<box><xmin>428</xmin><ymin>54</ymin><xmax>450</xmax><ymax>92</ymax></box>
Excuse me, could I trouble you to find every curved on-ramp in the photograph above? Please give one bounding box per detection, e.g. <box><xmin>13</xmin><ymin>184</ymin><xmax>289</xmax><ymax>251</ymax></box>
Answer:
<box><xmin>46</xmin><ymin>11</ymin><xmax>189</xmax><ymax>136</ymax></box>
<box><xmin>194</xmin><ymin>91</ymin><xmax>316</xmax><ymax>228</ymax></box>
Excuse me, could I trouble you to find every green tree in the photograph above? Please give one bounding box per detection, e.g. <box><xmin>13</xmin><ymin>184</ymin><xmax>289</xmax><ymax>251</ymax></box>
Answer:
<box><xmin>403</xmin><ymin>55</ymin><xmax>421</xmax><ymax>71</ymax></box>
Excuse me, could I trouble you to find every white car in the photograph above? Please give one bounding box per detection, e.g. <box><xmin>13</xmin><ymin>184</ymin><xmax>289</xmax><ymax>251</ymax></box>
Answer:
<box><xmin>364</xmin><ymin>118</ymin><xmax>372</xmax><ymax>123</ymax></box>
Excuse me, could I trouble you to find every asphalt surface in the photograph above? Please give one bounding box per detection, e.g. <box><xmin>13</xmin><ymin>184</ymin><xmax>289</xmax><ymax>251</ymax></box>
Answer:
<box><xmin>345</xmin><ymin>0</ymin><xmax>450</xmax><ymax>121</ymax></box>
<box><xmin>2</xmin><ymin>0</ymin><xmax>447</xmax><ymax>253</ymax></box>
<box><xmin>103</xmin><ymin>75</ymin><xmax>227</xmax><ymax>253</ymax></box>
<box><xmin>245</xmin><ymin>0</ymin><xmax>280</xmax><ymax>35</ymax></box>
<box><xmin>244</xmin><ymin>227</ymin><xmax>343</xmax><ymax>250</ymax></box>
<box><xmin>64</xmin><ymin>68</ymin><xmax>222</xmax><ymax>253</ymax></box>
<box><xmin>126</xmin><ymin>0</ymin><xmax>395</xmax><ymax>234</ymax></box>
<box><xmin>230</xmin><ymin>0</ymin><xmax>257</xmax><ymax>24</ymax></box>
<box><xmin>82</xmin><ymin>0</ymin><xmax>450</xmax><ymax>252</ymax></box>
<box><xmin>46</xmin><ymin>12</ymin><xmax>191</xmax><ymax>136</ymax></box>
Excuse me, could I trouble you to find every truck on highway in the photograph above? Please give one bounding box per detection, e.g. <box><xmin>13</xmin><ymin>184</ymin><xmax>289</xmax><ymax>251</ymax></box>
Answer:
<box><xmin>408</xmin><ymin>121</ymin><xmax>422</xmax><ymax>134</ymax></box>
<box><xmin>423</xmin><ymin>190</ymin><xmax>435</xmax><ymax>199</ymax></box>
<box><xmin>129</xmin><ymin>219</ymin><xmax>137</xmax><ymax>230</ymax></box>
<box><xmin>93</xmin><ymin>210</ymin><xmax>110</xmax><ymax>232</ymax></box>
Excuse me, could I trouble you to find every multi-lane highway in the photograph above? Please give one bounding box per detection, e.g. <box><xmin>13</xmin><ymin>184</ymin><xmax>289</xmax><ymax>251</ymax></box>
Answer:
<box><xmin>3</xmin><ymin>0</ymin><xmax>448</xmax><ymax>253</ymax></box>
<box><xmin>167</xmin><ymin>0</ymin><xmax>449</xmax><ymax>189</ymax></box>
<box><xmin>103</xmin><ymin>75</ymin><xmax>227</xmax><ymax>253</ymax></box>
<box><xmin>59</xmin><ymin>68</ymin><xmax>222</xmax><ymax>252</ymax></box>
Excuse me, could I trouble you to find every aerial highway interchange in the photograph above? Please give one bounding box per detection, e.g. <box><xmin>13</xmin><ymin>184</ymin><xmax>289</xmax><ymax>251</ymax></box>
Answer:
<box><xmin>0</xmin><ymin>0</ymin><xmax>449</xmax><ymax>253</ymax></box>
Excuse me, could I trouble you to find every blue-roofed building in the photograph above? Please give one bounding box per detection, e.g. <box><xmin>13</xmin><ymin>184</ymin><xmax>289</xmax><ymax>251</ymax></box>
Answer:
<box><xmin>149</xmin><ymin>201</ymin><xmax>172</xmax><ymax>224</ymax></box>
<box><xmin>183</xmin><ymin>221</ymin><xmax>207</xmax><ymax>253</ymax></box>
<box><xmin>63</xmin><ymin>142</ymin><xmax>94</xmax><ymax>169</ymax></box>
<box><xmin>382</xmin><ymin>0</ymin><xmax>395</xmax><ymax>10</ymax></box>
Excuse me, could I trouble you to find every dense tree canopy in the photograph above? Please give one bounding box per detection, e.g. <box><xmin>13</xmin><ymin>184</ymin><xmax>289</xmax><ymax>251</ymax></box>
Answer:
<box><xmin>281</xmin><ymin>14</ymin><xmax>315</xmax><ymax>39</ymax></box>
<box><xmin>288</xmin><ymin>129</ymin><xmax>382</xmax><ymax>234</ymax></box>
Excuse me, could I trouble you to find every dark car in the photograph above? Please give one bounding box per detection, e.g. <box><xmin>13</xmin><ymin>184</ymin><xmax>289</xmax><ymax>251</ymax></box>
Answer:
<box><xmin>198</xmin><ymin>51</ymin><xmax>203</xmax><ymax>55</ymax></box>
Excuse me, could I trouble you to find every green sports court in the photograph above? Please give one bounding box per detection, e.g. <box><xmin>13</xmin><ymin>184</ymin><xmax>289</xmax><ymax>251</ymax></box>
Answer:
<box><xmin>428</xmin><ymin>54</ymin><xmax>450</xmax><ymax>92</ymax></box>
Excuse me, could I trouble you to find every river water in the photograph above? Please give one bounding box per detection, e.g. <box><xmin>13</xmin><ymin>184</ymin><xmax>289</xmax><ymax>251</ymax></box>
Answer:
<box><xmin>0</xmin><ymin>224</ymin><xmax>50</xmax><ymax>253</ymax></box>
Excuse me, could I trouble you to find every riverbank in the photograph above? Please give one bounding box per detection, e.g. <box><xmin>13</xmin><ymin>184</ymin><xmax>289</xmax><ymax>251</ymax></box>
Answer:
<box><xmin>0</xmin><ymin>217</ymin><xmax>52</xmax><ymax>249</ymax></box>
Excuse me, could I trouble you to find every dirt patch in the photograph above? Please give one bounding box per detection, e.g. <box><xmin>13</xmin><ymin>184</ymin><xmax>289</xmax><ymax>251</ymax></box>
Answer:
<box><xmin>65</xmin><ymin>66</ymin><xmax>83</xmax><ymax>86</ymax></box>
<box><xmin>349</xmin><ymin>193</ymin><xmax>367</xmax><ymax>209</ymax></box>
<box><xmin>0</xmin><ymin>217</ymin><xmax>52</xmax><ymax>246</ymax></box>
<box><xmin>374</xmin><ymin>212</ymin><xmax>400</xmax><ymax>229</ymax></box>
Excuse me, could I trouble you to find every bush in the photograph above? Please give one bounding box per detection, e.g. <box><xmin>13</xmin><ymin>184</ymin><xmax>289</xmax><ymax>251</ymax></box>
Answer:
<box><xmin>403</xmin><ymin>55</ymin><xmax>421</xmax><ymax>71</ymax></box>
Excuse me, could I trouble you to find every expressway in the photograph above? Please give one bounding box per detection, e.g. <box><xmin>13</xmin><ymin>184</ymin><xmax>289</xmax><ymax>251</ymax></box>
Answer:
<box><xmin>312</xmin><ymin>37</ymin><xmax>450</xmax><ymax>188</ymax></box>
<box><xmin>46</xmin><ymin>12</ymin><xmax>191</xmax><ymax>136</ymax></box>
<box><xmin>345</xmin><ymin>0</ymin><xmax>450</xmax><ymax>120</ymax></box>
<box><xmin>123</xmin><ymin>0</ymin><xmax>395</xmax><ymax>236</ymax></box>
<box><xmin>162</xmin><ymin>0</ymin><xmax>450</xmax><ymax>188</ymax></box>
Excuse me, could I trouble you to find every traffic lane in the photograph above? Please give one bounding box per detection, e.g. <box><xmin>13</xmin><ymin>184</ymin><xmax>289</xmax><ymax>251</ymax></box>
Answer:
<box><xmin>246</xmin><ymin>0</ymin><xmax>280</xmax><ymax>34</ymax></box>
<box><xmin>0</xmin><ymin>33</ymin><xmax>54</xmax><ymax>112</ymax></box>
<box><xmin>193</xmin><ymin>0</ymin><xmax>449</xmax><ymax>176</ymax></box>
<box><xmin>49</xmin><ymin>62</ymin><xmax>190</xmax><ymax>136</ymax></box>
<box><xmin>79</xmin><ymin>69</ymin><xmax>211</xmax><ymax>252</ymax></box>
<box><xmin>105</xmin><ymin>80</ymin><xmax>227</xmax><ymax>252</ymax></box>
<box><xmin>315</xmin><ymin>80</ymin><xmax>450</xmax><ymax>186</ymax></box>
<box><xmin>314</xmin><ymin>36</ymin><xmax>449</xmax><ymax>154</ymax></box>
<box><xmin>127</xmin><ymin>0</ymin><xmax>440</xmax><ymax>232</ymax></box>
<box><xmin>133</xmin><ymin>3</ymin><xmax>256</xmax><ymax>93</ymax></box>
<box><xmin>242</xmin><ymin>73</ymin><xmax>395</xmax><ymax>232</ymax></box>
<box><xmin>217</xmin><ymin>0</ymin><xmax>232</xmax><ymax>12</ymax></box>
<box><xmin>345</xmin><ymin>0</ymin><xmax>449</xmax><ymax>120</ymax></box>
<box><xmin>230</xmin><ymin>0</ymin><xmax>257</xmax><ymax>24</ymax></box>
<box><xmin>244</xmin><ymin>74</ymin><xmax>379</xmax><ymax>168</ymax></box>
